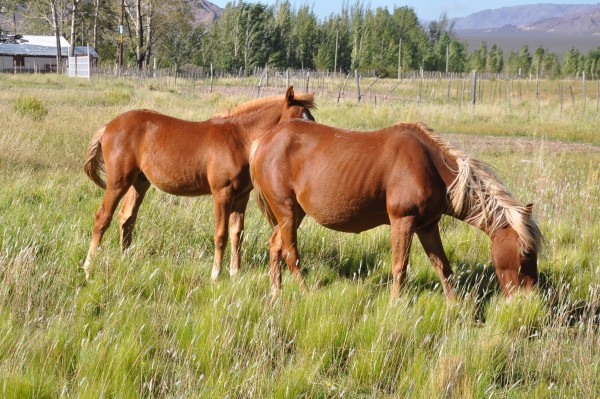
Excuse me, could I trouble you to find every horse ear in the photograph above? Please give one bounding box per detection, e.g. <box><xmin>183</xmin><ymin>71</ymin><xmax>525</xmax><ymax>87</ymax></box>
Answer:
<box><xmin>286</xmin><ymin>86</ymin><xmax>295</xmax><ymax>105</ymax></box>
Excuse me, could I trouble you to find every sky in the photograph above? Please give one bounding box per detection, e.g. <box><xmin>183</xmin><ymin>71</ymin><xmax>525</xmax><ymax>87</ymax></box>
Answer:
<box><xmin>208</xmin><ymin>1</ymin><xmax>600</xmax><ymax>22</ymax></box>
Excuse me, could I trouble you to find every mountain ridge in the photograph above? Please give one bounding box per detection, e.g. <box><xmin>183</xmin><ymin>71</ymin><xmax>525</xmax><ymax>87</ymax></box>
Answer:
<box><xmin>453</xmin><ymin>3</ymin><xmax>600</xmax><ymax>31</ymax></box>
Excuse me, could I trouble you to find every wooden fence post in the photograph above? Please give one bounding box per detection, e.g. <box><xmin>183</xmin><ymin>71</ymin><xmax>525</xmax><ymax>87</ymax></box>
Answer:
<box><xmin>505</xmin><ymin>79</ymin><xmax>511</xmax><ymax>112</ymax></box>
<box><xmin>471</xmin><ymin>70</ymin><xmax>477</xmax><ymax>106</ymax></box>
<box><xmin>583</xmin><ymin>71</ymin><xmax>587</xmax><ymax>112</ymax></box>
<box><xmin>306</xmin><ymin>72</ymin><xmax>310</xmax><ymax>92</ymax></box>
<box><xmin>210</xmin><ymin>63</ymin><xmax>213</xmax><ymax>93</ymax></box>
<box><xmin>558</xmin><ymin>82</ymin><xmax>563</xmax><ymax>116</ymax></box>
<box><xmin>355</xmin><ymin>69</ymin><xmax>361</xmax><ymax>104</ymax></box>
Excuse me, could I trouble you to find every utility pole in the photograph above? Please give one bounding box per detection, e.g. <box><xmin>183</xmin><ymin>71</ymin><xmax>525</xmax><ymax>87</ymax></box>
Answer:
<box><xmin>119</xmin><ymin>0</ymin><xmax>124</xmax><ymax>69</ymax></box>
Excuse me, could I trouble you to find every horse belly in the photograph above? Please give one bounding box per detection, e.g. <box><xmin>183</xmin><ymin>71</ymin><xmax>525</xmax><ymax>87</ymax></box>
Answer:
<box><xmin>300</xmin><ymin>195</ymin><xmax>389</xmax><ymax>233</ymax></box>
<box><xmin>143</xmin><ymin>168</ymin><xmax>211</xmax><ymax>196</ymax></box>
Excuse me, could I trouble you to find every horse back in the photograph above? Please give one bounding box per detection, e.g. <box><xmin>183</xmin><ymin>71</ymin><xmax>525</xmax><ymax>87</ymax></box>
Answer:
<box><xmin>254</xmin><ymin>120</ymin><xmax>451</xmax><ymax>232</ymax></box>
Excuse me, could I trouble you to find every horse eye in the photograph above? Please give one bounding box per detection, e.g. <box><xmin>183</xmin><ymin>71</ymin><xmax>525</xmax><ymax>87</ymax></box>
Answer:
<box><xmin>302</xmin><ymin>111</ymin><xmax>313</xmax><ymax>121</ymax></box>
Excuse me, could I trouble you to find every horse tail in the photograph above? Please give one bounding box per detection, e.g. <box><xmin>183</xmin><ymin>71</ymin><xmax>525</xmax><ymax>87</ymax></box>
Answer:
<box><xmin>84</xmin><ymin>126</ymin><xmax>107</xmax><ymax>190</ymax></box>
<box><xmin>249</xmin><ymin>139</ymin><xmax>278</xmax><ymax>228</ymax></box>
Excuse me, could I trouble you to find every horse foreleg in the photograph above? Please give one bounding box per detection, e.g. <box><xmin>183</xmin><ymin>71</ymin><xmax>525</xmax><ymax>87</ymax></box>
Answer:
<box><xmin>390</xmin><ymin>216</ymin><xmax>416</xmax><ymax>299</ymax></box>
<box><xmin>228</xmin><ymin>192</ymin><xmax>250</xmax><ymax>277</ymax></box>
<box><xmin>416</xmin><ymin>222</ymin><xmax>457</xmax><ymax>302</ymax></box>
<box><xmin>211</xmin><ymin>189</ymin><xmax>233</xmax><ymax>281</ymax></box>
<box><xmin>84</xmin><ymin>186</ymin><xmax>129</xmax><ymax>279</ymax></box>
<box><xmin>118</xmin><ymin>179</ymin><xmax>150</xmax><ymax>251</ymax></box>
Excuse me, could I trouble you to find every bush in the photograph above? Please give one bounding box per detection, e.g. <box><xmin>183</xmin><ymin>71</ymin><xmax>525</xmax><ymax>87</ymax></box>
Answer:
<box><xmin>13</xmin><ymin>96</ymin><xmax>48</xmax><ymax>121</ymax></box>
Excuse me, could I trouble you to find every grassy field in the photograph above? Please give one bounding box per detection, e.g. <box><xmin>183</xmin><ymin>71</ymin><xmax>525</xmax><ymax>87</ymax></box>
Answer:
<box><xmin>0</xmin><ymin>73</ymin><xmax>598</xmax><ymax>398</ymax></box>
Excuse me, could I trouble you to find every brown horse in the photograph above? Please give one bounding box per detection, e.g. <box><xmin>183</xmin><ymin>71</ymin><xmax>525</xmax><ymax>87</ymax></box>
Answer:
<box><xmin>250</xmin><ymin>120</ymin><xmax>542</xmax><ymax>300</ymax></box>
<box><xmin>83</xmin><ymin>87</ymin><xmax>315</xmax><ymax>280</ymax></box>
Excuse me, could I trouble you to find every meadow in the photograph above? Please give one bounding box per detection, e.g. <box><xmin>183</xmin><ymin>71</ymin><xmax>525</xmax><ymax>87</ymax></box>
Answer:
<box><xmin>0</xmin><ymin>73</ymin><xmax>598</xmax><ymax>398</ymax></box>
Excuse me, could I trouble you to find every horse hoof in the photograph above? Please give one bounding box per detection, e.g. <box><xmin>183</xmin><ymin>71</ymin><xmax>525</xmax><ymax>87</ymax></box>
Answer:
<box><xmin>82</xmin><ymin>261</ymin><xmax>91</xmax><ymax>280</ymax></box>
<box><xmin>210</xmin><ymin>269</ymin><xmax>220</xmax><ymax>282</ymax></box>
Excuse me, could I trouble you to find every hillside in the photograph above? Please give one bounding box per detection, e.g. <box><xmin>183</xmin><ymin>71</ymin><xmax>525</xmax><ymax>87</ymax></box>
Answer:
<box><xmin>524</xmin><ymin>8</ymin><xmax>600</xmax><ymax>34</ymax></box>
<box><xmin>454</xmin><ymin>3</ymin><xmax>600</xmax><ymax>55</ymax></box>
<box><xmin>191</xmin><ymin>0</ymin><xmax>223</xmax><ymax>27</ymax></box>
<box><xmin>453</xmin><ymin>4</ymin><xmax>599</xmax><ymax>30</ymax></box>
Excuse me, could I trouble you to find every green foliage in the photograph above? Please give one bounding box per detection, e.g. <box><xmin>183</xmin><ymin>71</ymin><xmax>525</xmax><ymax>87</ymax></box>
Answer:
<box><xmin>12</xmin><ymin>96</ymin><xmax>48</xmax><ymax>121</ymax></box>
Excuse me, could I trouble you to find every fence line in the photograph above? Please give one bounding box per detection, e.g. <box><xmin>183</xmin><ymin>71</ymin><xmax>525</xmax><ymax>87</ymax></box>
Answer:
<box><xmin>5</xmin><ymin>65</ymin><xmax>598</xmax><ymax>114</ymax></box>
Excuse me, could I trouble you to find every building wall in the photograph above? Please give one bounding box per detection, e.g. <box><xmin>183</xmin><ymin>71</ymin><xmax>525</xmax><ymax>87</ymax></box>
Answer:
<box><xmin>0</xmin><ymin>55</ymin><xmax>59</xmax><ymax>72</ymax></box>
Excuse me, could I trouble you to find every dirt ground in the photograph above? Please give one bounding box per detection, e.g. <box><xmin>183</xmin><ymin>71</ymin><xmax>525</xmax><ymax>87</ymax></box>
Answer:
<box><xmin>445</xmin><ymin>134</ymin><xmax>600</xmax><ymax>154</ymax></box>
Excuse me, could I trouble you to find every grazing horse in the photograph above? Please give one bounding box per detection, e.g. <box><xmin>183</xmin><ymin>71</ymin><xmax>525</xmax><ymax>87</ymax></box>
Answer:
<box><xmin>250</xmin><ymin>120</ymin><xmax>542</xmax><ymax>300</ymax></box>
<box><xmin>83</xmin><ymin>87</ymin><xmax>315</xmax><ymax>280</ymax></box>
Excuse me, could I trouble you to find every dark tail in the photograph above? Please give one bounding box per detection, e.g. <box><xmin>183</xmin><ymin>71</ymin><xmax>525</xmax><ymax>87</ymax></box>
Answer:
<box><xmin>83</xmin><ymin>126</ymin><xmax>107</xmax><ymax>189</ymax></box>
<box><xmin>249</xmin><ymin>139</ymin><xmax>278</xmax><ymax>228</ymax></box>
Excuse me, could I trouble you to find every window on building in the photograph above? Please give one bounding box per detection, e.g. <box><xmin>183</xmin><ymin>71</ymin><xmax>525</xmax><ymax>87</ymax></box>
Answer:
<box><xmin>14</xmin><ymin>55</ymin><xmax>25</xmax><ymax>67</ymax></box>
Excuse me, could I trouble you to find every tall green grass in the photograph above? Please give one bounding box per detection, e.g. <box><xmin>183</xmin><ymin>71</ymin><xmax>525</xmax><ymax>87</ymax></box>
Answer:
<box><xmin>0</xmin><ymin>74</ymin><xmax>598</xmax><ymax>397</ymax></box>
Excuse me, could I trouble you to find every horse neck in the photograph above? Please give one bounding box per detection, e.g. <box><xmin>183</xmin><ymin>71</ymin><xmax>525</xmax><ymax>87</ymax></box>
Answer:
<box><xmin>405</xmin><ymin>123</ymin><xmax>538</xmax><ymax>248</ymax></box>
<box><xmin>234</xmin><ymin>106</ymin><xmax>282</xmax><ymax>142</ymax></box>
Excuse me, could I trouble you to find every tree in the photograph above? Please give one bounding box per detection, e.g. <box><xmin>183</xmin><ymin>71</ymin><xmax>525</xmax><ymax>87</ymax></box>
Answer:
<box><xmin>391</xmin><ymin>6</ymin><xmax>426</xmax><ymax>72</ymax></box>
<box><xmin>507</xmin><ymin>45</ymin><xmax>532</xmax><ymax>76</ymax></box>
<box><xmin>68</xmin><ymin>0</ymin><xmax>80</xmax><ymax>56</ymax></box>
<box><xmin>470</xmin><ymin>42</ymin><xmax>487</xmax><ymax>71</ymax></box>
<box><xmin>293</xmin><ymin>5</ymin><xmax>318</xmax><ymax>69</ymax></box>
<box><xmin>563</xmin><ymin>47</ymin><xmax>581</xmax><ymax>76</ymax></box>
<box><xmin>487</xmin><ymin>44</ymin><xmax>503</xmax><ymax>73</ymax></box>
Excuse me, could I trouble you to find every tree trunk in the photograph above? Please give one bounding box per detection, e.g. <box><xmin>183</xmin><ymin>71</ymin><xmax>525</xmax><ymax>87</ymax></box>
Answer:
<box><xmin>135</xmin><ymin>0</ymin><xmax>144</xmax><ymax>69</ymax></box>
<box><xmin>143</xmin><ymin>0</ymin><xmax>153</xmax><ymax>68</ymax></box>
<box><xmin>69</xmin><ymin>0</ymin><xmax>80</xmax><ymax>57</ymax></box>
<box><xmin>93</xmin><ymin>0</ymin><xmax>100</xmax><ymax>50</ymax></box>
<box><xmin>49</xmin><ymin>0</ymin><xmax>62</xmax><ymax>73</ymax></box>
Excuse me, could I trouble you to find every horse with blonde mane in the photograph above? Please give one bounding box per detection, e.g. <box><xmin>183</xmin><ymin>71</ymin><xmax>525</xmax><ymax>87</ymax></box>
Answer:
<box><xmin>250</xmin><ymin>120</ymin><xmax>542</xmax><ymax>300</ymax></box>
<box><xmin>83</xmin><ymin>87</ymin><xmax>315</xmax><ymax>280</ymax></box>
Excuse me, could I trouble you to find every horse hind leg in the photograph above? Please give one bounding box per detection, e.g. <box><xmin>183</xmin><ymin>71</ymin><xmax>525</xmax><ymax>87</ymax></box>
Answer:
<box><xmin>228</xmin><ymin>192</ymin><xmax>250</xmax><ymax>278</ymax></box>
<box><xmin>83</xmin><ymin>184</ymin><xmax>130</xmax><ymax>279</ymax></box>
<box><xmin>416</xmin><ymin>222</ymin><xmax>457</xmax><ymax>301</ymax></box>
<box><xmin>118</xmin><ymin>176</ymin><xmax>151</xmax><ymax>251</ymax></box>
<box><xmin>211</xmin><ymin>187</ymin><xmax>234</xmax><ymax>281</ymax></box>
<box><xmin>268</xmin><ymin>226</ymin><xmax>283</xmax><ymax>302</ymax></box>
<box><xmin>278</xmin><ymin>209</ymin><xmax>308</xmax><ymax>295</ymax></box>
<box><xmin>390</xmin><ymin>216</ymin><xmax>416</xmax><ymax>299</ymax></box>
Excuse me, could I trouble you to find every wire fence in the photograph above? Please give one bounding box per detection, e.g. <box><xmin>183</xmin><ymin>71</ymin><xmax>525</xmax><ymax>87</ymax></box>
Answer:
<box><xmin>7</xmin><ymin>64</ymin><xmax>600</xmax><ymax>115</ymax></box>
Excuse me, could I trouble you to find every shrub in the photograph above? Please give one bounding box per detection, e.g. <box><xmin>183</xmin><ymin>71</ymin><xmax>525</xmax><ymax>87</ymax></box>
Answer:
<box><xmin>13</xmin><ymin>96</ymin><xmax>48</xmax><ymax>121</ymax></box>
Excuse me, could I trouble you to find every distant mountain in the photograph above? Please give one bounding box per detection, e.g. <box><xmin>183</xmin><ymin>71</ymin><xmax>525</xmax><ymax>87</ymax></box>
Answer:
<box><xmin>523</xmin><ymin>8</ymin><xmax>600</xmax><ymax>34</ymax></box>
<box><xmin>191</xmin><ymin>0</ymin><xmax>223</xmax><ymax>27</ymax></box>
<box><xmin>453</xmin><ymin>4</ymin><xmax>599</xmax><ymax>30</ymax></box>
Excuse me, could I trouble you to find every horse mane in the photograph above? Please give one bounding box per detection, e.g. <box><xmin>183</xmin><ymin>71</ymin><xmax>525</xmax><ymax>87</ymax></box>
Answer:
<box><xmin>402</xmin><ymin>122</ymin><xmax>543</xmax><ymax>253</ymax></box>
<box><xmin>213</xmin><ymin>92</ymin><xmax>315</xmax><ymax>118</ymax></box>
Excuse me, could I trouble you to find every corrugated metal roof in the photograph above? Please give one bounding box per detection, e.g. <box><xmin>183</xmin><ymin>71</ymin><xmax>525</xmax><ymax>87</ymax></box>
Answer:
<box><xmin>0</xmin><ymin>43</ymin><xmax>70</xmax><ymax>57</ymax></box>
<box><xmin>0</xmin><ymin>35</ymin><xmax>98</xmax><ymax>58</ymax></box>
<box><xmin>21</xmin><ymin>35</ymin><xmax>70</xmax><ymax>47</ymax></box>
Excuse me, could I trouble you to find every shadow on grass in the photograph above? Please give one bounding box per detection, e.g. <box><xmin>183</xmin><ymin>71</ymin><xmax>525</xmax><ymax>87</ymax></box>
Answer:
<box><xmin>537</xmin><ymin>271</ymin><xmax>600</xmax><ymax>330</ymax></box>
<box><xmin>253</xmin><ymin>243</ymin><xmax>599</xmax><ymax>331</ymax></box>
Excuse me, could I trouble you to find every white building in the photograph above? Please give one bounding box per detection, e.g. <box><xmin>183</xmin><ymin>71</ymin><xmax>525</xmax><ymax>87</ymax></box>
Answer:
<box><xmin>0</xmin><ymin>35</ymin><xmax>98</xmax><ymax>72</ymax></box>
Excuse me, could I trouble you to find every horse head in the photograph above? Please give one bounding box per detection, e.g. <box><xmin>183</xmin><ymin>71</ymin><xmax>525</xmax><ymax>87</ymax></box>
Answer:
<box><xmin>282</xmin><ymin>86</ymin><xmax>316</xmax><ymax>122</ymax></box>
<box><xmin>491</xmin><ymin>203</ymin><xmax>540</xmax><ymax>296</ymax></box>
